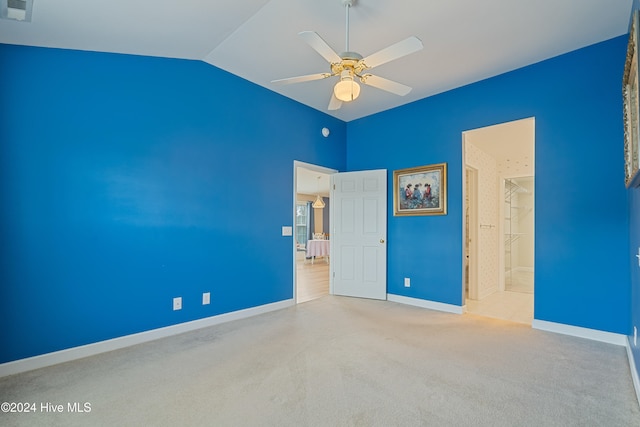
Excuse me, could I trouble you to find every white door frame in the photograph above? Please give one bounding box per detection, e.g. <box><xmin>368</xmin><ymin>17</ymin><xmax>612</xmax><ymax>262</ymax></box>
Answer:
<box><xmin>464</xmin><ymin>166</ymin><xmax>479</xmax><ymax>301</ymax></box>
<box><xmin>293</xmin><ymin>161</ymin><xmax>337</xmax><ymax>303</ymax></box>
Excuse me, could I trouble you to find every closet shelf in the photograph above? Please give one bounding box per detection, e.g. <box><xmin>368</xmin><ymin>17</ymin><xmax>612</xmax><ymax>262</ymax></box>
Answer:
<box><xmin>504</xmin><ymin>180</ymin><xmax>529</xmax><ymax>198</ymax></box>
<box><xmin>504</xmin><ymin>233</ymin><xmax>525</xmax><ymax>244</ymax></box>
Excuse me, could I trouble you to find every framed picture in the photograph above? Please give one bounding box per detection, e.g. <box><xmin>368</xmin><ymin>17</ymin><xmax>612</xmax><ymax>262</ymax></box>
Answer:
<box><xmin>393</xmin><ymin>163</ymin><xmax>447</xmax><ymax>216</ymax></box>
<box><xmin>623</xmin><ymin>10</ymin><xmax>640</xmax><ymax>188</ymax></box>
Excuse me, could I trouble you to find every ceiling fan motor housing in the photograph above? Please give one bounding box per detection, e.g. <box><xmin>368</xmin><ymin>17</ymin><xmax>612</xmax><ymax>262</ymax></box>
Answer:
<box><xmin>331</xmin><ymin>52</ymin><xmax>366</xmax><ymax>77</ymax></box>
<box><xmin>340</xmin><ymin>51</ymin><xmax>362</xmax><ymax>61</ymax></box>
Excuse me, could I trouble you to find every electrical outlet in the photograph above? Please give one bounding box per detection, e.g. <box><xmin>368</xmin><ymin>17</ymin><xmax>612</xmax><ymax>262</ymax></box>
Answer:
<box><xmin>282</xmin><ymin>226</ymin><xmax>293</xmax><ymax>236</ymax></box>
<box><xmin>404</xmin><ymin>277</ymin><xmax>410</xmax><ymax>287</ymax></box>
<box><xmin>173</xmin><ymin>297</ymin><xmax>182</xmax><ymax>311</ymax></box>
<box><xmin>202</xmin><ymin>292</ymin><xmax>210</xmax><ymax>305</ymax></box>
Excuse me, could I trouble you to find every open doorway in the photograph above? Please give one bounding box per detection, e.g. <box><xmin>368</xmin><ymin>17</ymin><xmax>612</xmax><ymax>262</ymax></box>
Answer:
<box><xmin>462</xmin><ymin>118</ymin><xmax>535</xmax><ymax>324</ymax></box>
<box><xmin>294</xmin><ymin>161</ymin><xmax>336</xmax><ymax>303</ymax></box>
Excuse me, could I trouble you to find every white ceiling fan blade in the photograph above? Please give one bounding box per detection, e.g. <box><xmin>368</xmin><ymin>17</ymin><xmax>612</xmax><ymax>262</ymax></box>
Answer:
<box><xmin>328</xmin><ymin>93</ymin><xmax>342</xmax><ymax>110</ymax></box>
<box><xmin>361</xmin><ymin>74</ymin><xmax>412</xmax><ymax>96</ymax></box>
<box><xmin>361</xmin><ymin>36</ymin><xmax>423</xmax><ymax>69</ymax></box>
<box><xmin>271</xmin><ymin>73</ymin><xmax>331</xmax><ymax>85</ymax></box>
<box><xmin>299</xmin><ymin>31</ymin><xmax>342</xmax><ymax>64</ymax></box>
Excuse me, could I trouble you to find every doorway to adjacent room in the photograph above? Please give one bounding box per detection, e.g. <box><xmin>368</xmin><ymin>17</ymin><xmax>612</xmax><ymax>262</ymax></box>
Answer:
<box><xmin>463</xmin><ymin>117</ymin><xmax>535</xmax><ymax>324</ymax></box>
<box><xmin>294</xmin><ymin>162</ymin><xmax>335</xmax><ymax>303</ymax></box>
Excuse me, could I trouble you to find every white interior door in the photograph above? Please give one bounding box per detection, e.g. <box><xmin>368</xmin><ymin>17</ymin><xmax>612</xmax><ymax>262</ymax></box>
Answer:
<box><xmin>331</xmin><ymin>169</ymin><xmax>387</xmax><ymax>300</ymax></box>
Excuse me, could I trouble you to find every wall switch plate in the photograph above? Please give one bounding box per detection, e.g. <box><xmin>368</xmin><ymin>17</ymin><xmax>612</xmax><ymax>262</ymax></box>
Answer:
<box><xmin>404</xmin><ymin>277</ymin><xmax>410</xmax><ymax>287</ymax></box>
<box><xmin>173</xmin><ymin>297</ymin><xmax>182</xmax><ymax>311</ymax></box>
<box><xmin>202</xmin><ymin>292</ymin><xmax>210</xmax><ymax>305</ymax></box>
<box><xmin>282</xmin><ymin>226</ymin><xmax>293</xmax><ymax>236</ymax></box>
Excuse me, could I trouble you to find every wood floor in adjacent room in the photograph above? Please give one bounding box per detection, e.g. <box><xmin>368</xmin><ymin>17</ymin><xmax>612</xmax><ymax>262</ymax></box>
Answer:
<box><xmin>296</xmin><ymin>250</ymin><xmax>329</xmax><ymax>303</ymax></box>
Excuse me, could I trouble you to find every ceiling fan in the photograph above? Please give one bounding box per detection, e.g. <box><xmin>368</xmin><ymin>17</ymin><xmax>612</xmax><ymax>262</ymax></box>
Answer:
<box><xmin>271</xmin><ymin>0</ymin><xmax>423</xmax><ymax>111</ymax></box>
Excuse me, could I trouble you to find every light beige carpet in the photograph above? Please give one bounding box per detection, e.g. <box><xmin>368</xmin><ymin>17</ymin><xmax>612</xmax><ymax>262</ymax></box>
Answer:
<box><xmin>1</xmin><ymin>296</ymin><xmax>638</xmax><ymax>426</ymax></box>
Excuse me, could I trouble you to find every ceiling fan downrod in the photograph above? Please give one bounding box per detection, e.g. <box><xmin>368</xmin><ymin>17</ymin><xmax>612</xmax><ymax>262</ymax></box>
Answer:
<box><xmin>343</xmin><ymin>0</ymin><xmax>353</xmax><ymax>53</ymax></box>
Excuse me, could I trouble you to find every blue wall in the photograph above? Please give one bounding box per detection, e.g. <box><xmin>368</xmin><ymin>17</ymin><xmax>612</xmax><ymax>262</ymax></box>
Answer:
<box><xmin>1</xmin><ymin>35</ymin><xmax>635</xmax><ymax>365</ymax></box>
<box><xmin>628</xmin><ymin>0</ymin><xmax>640</xmax><ymax>397</ymax></box>
<box><xmin>347</xmin><ymin>36</ymin><xmax>630</xmax><ymax>335</ymax></box>
<box><xmin>0</xmin><ymin>44</ymin><xmax>347</xmax><ymax>363</ymax></box>
<box><xmin>631</xmin><ymin>184</ymin><xmax>640</xmax><ymax>373</ymax></box>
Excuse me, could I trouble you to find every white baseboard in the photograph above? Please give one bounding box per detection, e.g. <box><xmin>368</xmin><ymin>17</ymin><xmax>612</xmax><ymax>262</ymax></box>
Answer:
<box><xmin>626</xmin><ymin>338</ymin><xmax>640</xmax><ymax>409</ymax></box>
<box><xmin>0</xmin><ymin>299</ymin><xmax>295</xmax><ymax>378</ymax></box>
<box><xmin>387</xmin><ymin>294</ymin><xmax>464</xmax><ymax>315</ymax></box>
<box><xmin>532</xmin><ymin>319</ymin><xmax>627</xmax><ymax>346</ymax></box>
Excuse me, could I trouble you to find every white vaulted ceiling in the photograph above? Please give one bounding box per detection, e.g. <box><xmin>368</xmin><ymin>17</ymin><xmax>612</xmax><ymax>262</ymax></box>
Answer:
<box><xmin>0</xmin><ymin>0</ymin><xmax>633</xmax><ymax>122</ymax></box>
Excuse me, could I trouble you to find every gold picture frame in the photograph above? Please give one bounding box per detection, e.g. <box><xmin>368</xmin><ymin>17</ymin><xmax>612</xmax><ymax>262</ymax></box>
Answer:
<box><xmin>393</xmin><ymin>163</ymin><xmax>447</xmax><ymax>216</ymax></box>
<box><xmin>623</xmin><ymin>10</ymin><xmax>640</xmax><ymax>188</ymax></box>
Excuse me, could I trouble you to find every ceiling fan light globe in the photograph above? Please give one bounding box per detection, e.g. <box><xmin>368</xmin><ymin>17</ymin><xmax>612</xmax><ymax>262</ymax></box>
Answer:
<box><xmin>334</xmin><ymin>79</ymin><xmax>360</xmax><ymax>102</ymax></box>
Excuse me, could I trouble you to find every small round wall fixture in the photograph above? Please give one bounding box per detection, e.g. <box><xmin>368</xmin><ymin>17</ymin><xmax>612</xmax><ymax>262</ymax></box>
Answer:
<box><xmin>322</xmin><ymin>127</ymin><xmax>330</xmax><ymax>137</ymax></box>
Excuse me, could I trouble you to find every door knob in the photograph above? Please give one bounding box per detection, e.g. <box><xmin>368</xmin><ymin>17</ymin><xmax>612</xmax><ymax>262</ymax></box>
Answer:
<box><xmin>380</xmin><ymin>239</ymin><xmax>385</xmax><ymax>243</ymax></box>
